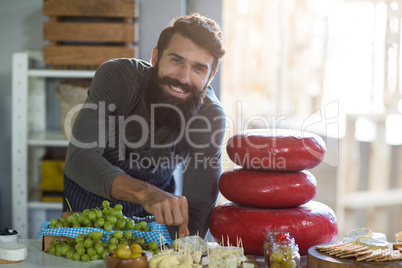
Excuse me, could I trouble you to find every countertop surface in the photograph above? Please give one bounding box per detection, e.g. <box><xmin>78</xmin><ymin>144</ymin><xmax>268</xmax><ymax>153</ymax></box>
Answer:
<box><xmin>0</xmin><ymin>239</ymin><xmax>307</xmax><ymax>267</ymax></box>
<box><xmin>0</xmin><ymin>239</ymin><xmax>105</xmax><ymax>268</ymax></box>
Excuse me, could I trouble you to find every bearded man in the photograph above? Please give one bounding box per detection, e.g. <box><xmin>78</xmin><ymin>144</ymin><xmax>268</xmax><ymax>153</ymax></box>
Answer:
<box><xmin>63</xmin><ymin>13</ymin><xmax>226</xmax><ymax>239</ymax></box>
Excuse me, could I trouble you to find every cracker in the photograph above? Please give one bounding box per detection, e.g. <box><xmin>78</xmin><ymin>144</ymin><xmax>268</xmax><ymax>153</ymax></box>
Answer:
<box><xmin>365</xmin><ymin>249</ymin><xmax>390</xmax><ymax>262</ymax></box>
<box><xmin>336</xmin><ymin>246</ymin><xmax>369</xmax><ymax>257</ymax></box>
<box><xmin>355</xmin><ymin>249</ymin><xmax>374</xmax><ymax>256</ymax></box>
<box><xmin>356</xmin><ymin>249</ymin><xmax>382</xmax><ymax>261</ymax></box>
<box><xmin>339</xmin><ymin>249</ymin><xmax>372</xmax><ymax>258</ymax></box>
<box><xmin>315</xmin><ymin>243</ymin><xmax>346</xmax><ymax>252</ymax></box>
<box><xmin>387</xmin><ymin>250</ymin><xmax>402</xmax><ymax>261</ymax></box>
<box><xmin>373</xmin><ymin>257</ymin><xmax>388</xmax><ymax>262</ymax></box>
<box><xmin>393</xmin><ymin>243</ymin><xmax>402</xmax><ymax>250</ymax></box>
<box><xmin>328</xmin><ymin>244</ymin><xmax>358</xmax><ymax>255</ymax></box>
<box><xmin>334</xmin><ymin>245</ymin><xmax>365</xmax><ymax>256</ymax></box>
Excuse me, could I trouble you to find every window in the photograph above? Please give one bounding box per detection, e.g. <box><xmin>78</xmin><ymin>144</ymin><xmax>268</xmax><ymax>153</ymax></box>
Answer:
<box><xmin>221</xmin><ymin>0</ymin><xmax>401</xmax><ymax>140</ymax></box>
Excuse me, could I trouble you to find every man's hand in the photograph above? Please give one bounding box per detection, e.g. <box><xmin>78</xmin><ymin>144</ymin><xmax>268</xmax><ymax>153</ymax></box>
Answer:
<box><xmin>142</xmin><ymin>189</ymin><xmax>190</xmax><ymax>238</ymax></box>
<box><xmin>111</xmin><ymin>174</ymin><xmax>190</xmax><ymax>237</ymax></box>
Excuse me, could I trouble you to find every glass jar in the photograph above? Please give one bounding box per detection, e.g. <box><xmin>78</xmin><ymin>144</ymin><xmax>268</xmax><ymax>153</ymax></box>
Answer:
<box><xmin>263</xmin><ymin>231</ymin><xmax>290</xmax><ymax>267</ymax></box>
<box><xmin>269</xmin><ymin>238</ymin><xmax>300</xmax><ymax>268</ymax></box>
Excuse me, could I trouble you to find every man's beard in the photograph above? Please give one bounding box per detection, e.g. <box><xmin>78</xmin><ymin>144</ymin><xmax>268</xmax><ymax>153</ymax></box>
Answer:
<box><xmin>143</xmin><ymin>66</ymin><xmax>208</xmax><ymax>131</ymax></box>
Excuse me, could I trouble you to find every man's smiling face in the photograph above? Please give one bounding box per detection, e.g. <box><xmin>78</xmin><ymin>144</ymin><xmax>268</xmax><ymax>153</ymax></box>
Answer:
<box><xmin>143</xmin><ymin>33</ymin><xmax>216</xmax><ymax>130</ymax></box>
<box><xmin>151</xmin><ymin>33</ymin><xmax>215</xmax><ymax>102</ymax></box>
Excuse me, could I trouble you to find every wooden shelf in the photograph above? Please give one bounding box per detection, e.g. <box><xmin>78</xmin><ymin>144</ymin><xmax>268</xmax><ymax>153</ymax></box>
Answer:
<box><xmin>28</xmin><ymin>130</ymin><xmax>68</xmax><ymax>147</ymax></box>
<box><xmin>28</xmin><ymin>201</ymin><xmax>62</xmax><ymax>210</ymax></box>
<box><xmin>12</xmin><ymin>51</ymin><xmax>94</xmax><ymax>239</ymax></box>
<box><xmin>28</xmin><ymin>69</ymin><xmax>95</xmax><ymax>78</ymax></box>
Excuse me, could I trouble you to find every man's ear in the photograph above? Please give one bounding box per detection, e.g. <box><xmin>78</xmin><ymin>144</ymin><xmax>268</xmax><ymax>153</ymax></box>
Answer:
<box><xmin>151</xmin><ymin>47</ymin><xmax>158</xmax><ymax>66</ymax></box>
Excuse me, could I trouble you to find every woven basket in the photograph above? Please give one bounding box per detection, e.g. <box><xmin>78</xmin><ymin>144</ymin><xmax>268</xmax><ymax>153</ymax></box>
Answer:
<box><xmin>54</xmin><ymin>79</ymin><xmax>91</xmax><ymax>139</ymax></box>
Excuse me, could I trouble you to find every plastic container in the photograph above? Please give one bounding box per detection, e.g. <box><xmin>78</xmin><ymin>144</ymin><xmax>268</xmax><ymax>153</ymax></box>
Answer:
<box><xmin>0</xmin><ymin>230</ymin><xmax>19</xmax><ymax>243</ymax></box>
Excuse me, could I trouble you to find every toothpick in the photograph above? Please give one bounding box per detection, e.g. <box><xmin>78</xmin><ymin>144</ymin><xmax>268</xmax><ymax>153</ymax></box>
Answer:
<box><xmin>159</xmin><ymin>233</ymin><xmax>162</xmax><ymax>253</ymax></box>
<box><xmin>196</xmin><ymin>230</ymin><xmax>199</xmax><ymax>252</ymax></box>
<box><xmin>175</xmin><ymin>232</ymin><xmax>178</xmax><ymax>252</ymax></box>
<box><xmin>236</xmin><ymin>236</ymin><xmax>239</xmax><ymax>258</ymax></box>
<box><xmin>240</xmin><ymin>237</ymin><xmax>243</xmax><ymax>255</ymax></box>
<box><xmin>185</xmin><ymin>234</ymin><xmax>188</xmax><ymax>254</ymax></box>
<box><xmin>229</xmin><ymin>241</ymin><xmax>232</xmax><ymax>267</ymax></box>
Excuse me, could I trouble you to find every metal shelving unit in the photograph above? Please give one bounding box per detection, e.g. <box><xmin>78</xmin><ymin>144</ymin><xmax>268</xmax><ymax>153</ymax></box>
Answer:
<box><xmin>12</xmin><ymin>51</ymin><xmax>95</xmax><ymax>239</ymax></box>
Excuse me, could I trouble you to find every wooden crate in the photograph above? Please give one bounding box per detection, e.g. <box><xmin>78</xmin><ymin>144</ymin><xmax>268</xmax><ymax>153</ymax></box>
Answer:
<box><xmin>43</xmin><ymin>0</ymin><xmax>139</xmax><ymax>69</ymax></box>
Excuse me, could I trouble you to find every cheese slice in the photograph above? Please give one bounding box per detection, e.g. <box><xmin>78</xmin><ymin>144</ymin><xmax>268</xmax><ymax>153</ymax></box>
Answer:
<box><xmin>157</xmin><ymin>255</ymin><xmax>180</xmax><ymax>267</ymax></box>
<box><xmin>171</xmin><ymin>236</ymin><xmax>208</xmax><ymax>254</ymax></box>
<box><xmin>343</xmin><ymin>228</ymin><xmax>373</xmax><ymax>243</ymax></box>
<box><xmin>357</xmin><ymin>238</ymin><xmax>390</xmax><ymax>250</ymax></box>
<box><xmin>148</xmin><ymin>255</ymin><xmax>165</xmax><ymax>268</ymax></box>
<box><xmin>372</xmin><ymin>232</ymin><xmax>387</xmax><ymax>241</ymax></box>
<box><xmin>0</xmin><ymin>242</ymin><xmax>27</xmax><ymax>262</ymax></box>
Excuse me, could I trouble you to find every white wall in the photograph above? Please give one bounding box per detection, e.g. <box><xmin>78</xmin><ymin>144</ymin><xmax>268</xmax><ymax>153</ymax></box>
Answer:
<box><xmin>0</xmin><ymin>0</ymin><xmax>222</xmax><ymax>230</ymax></box>
<box><xmin>0</xmin><ymin>0</ymin><xmax>47</xmax><ymax>230</ymax></box>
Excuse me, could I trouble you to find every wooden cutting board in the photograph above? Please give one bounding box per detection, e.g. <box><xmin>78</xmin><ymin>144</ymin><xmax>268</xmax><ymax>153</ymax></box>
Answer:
<box><xmin>0</xmin><ymin>259</ymin><xmax>22</xmax><ymax>264</ymax></box>
<box><xmin>308</xmin><ymin>242</ymin><xmax>402</xmax><ymax>267</ymax></box>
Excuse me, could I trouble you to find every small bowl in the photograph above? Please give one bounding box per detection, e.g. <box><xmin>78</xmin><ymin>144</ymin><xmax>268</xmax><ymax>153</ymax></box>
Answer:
<box><xmin>105</xmin><ymin>251</ymin><xmax>148</xmax><ymax>268</ymax></box>
<box><xmin>0</xmin><ymin>230</ymin><xmax>19</xmax><ymax>243</ymax></box>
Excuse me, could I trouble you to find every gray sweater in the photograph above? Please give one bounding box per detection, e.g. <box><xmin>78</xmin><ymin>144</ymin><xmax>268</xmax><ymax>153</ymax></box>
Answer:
<box><xmin>64</xmin><ymin>58</ymin><xmax>226</xmax><ymax>238</ymax></box>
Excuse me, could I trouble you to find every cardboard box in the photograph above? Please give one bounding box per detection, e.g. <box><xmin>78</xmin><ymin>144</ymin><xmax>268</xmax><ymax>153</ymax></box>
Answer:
<box><xmin>42</xmin><ymin>235</ymin><xmax>71</xmax><ymax>252</ymax></box>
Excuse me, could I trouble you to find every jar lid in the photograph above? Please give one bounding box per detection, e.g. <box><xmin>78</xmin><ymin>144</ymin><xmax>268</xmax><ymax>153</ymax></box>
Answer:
<box><xmin>265</xmin><ymin>231</ymin><xmax>281</xmax><ymax>239</ymax></box>
<box><xmin>265</xmin><ymin>231</ymin><xmax>290</xmax><ymax>240</ymax></box>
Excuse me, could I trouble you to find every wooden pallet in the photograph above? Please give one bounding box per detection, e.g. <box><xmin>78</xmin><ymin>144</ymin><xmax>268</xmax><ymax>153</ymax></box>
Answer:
<box><xmin>43</xmin><ymin>0</ymin><xmax>139</xmax><ymax>69</ymax></box>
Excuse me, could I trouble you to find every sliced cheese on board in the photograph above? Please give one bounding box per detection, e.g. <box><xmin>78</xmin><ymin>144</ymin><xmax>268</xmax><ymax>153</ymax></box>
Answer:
<box><xmin>342</xmin><ymin>228</ymin><xmax>373</xmax><ymax>243</ymax></box>
<box><xmin>0</xmin><ymin>242</ymin><xmax>27</xmax><ymax>262</ymax></box>
<box><xmin>372</xmin><ymin>232</ymin><xmax>387</xmax><ymax>241</ymax></box>
<box><xmin>357</xmin><ymin>238</ymin><xmax>390</xmax><ymax>250</ymax></box>
<box><xmin>171</xmin><ymin>236</ymin><xmax>208</xmax><ymax>254</ymax></box>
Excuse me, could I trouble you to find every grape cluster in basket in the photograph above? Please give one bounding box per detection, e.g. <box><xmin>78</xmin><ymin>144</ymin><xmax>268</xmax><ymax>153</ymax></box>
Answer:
<box><xmin>48</xmin><ymin>200</ymin><xmax>150</xmax><ymax>232</ymax></box>
<box><xmin>48</xmin><ymin>230</ymin><xmax>160</xmax><ymax>262</ymax></box>
<box><xmin>46</xmin><ymin>201</ymin><xmax>161</xmax><ymax>262</ymax></box>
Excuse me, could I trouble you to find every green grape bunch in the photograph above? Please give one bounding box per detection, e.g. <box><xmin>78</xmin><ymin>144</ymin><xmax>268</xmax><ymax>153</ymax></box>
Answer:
<box><xmin>47</xmin><ymin>230</ymin><xmax>161</xmax><ymax>262</ymax></box>
<box><xmin>48</xmin><ymin>231</ymin><xmax>108</xmax><ymax>261</ymax></box>
<box><xmin>46</xmin><ymin>200</ymin><xmax>163</xmax><ymax>262</ymax></box>
<box><xmin>48</xmin><ymin>200</ymin><xmax>151</xmax><ymax>232</ymax></box>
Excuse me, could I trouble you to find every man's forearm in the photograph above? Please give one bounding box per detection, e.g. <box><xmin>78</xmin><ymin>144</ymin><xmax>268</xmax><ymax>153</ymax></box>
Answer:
<box><xmin>110</xmin><ymin>173</ymin><xmax>152</xmax><ymax>204</ymax></box>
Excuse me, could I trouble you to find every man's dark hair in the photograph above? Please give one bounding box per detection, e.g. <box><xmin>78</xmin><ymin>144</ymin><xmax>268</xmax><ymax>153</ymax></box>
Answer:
<box><xmin>156</xmin><ymin>13</ymin><xmax>225</xmax><ymax>73</ymax></box>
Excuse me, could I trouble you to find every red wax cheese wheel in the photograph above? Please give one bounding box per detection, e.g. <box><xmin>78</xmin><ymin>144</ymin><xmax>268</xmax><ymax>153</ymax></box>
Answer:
<box><xmin>226</xmin><ymin>129</ymin><xmax>327</xmax><ymax>171</ymax></box>
<box><xmin>209</xmin><ymin>201</ymin><xmax>338</xmax><ymax>255</ymax></box>
<box><xmin>219</xmin><ymin>169</ymin><xmax>316</xmax><ymax>208</ymax></box>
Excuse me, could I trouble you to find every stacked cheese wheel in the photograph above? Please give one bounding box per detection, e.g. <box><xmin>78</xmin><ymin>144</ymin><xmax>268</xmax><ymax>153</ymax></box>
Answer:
<box><xmin>209</xmin><ymin>129</ymin><xmax>338</xmax><ymax>255</ymax></box>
